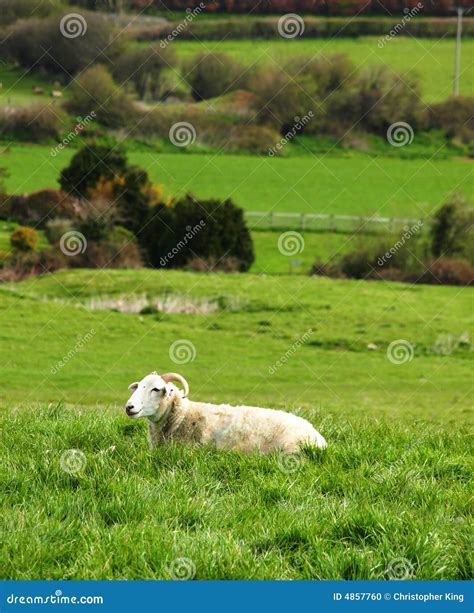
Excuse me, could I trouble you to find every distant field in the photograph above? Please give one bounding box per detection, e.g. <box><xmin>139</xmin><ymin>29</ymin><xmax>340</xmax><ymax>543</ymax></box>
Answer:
<box><xmin>2</xmin><ymin>145</ymin><xmax>472</xmax><ymax>219</ymax></box>
<box><xmin>0</xmin><ymin>66</ymin><xmax>62</xmax><ymax>107</ymax></box>
<box><xmin>164</xmin><ymin>37</ymin><xmax>474</xmax><ymax>101</ymax></box>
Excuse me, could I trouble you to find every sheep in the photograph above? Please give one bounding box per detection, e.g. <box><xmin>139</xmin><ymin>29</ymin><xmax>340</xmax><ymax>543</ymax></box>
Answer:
<box><xmin>124</xmin><ymin>372</ymin><xmax>327</xmax><ymax>454</ymax></box>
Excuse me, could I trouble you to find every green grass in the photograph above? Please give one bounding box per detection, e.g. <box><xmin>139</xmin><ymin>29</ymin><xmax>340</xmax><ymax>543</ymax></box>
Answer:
<box><xmin>0</xmin><ymin>66</ymin><xmax>61</xmax><ymax>107</ymax></box>
<box><xmin>0</xmin><ymin>269</ymin><xmax>471</xmax><ymax>579</ymax></box>
<box><xmin>164</xmin><ymin>37</ymin><xmax>474</xmax><ymax>102</ymax></box>
<box><xmin>2</xmin><ymin>144</ymin><xmax>472</xmax><ymax>219</ymax></box>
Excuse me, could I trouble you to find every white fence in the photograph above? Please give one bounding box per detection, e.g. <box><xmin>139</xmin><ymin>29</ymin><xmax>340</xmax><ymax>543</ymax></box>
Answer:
<box><xmin>245</xmin><ymin>211</ymin><xmax>424</xmax><ymax>233</ymax></box>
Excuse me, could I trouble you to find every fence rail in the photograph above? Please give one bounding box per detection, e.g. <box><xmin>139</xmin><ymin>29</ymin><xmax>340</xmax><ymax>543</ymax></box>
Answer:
<box><xmin>245</xmin><ymin>211</ymin><xmax>424</xmax><ymax>233</ymax></box>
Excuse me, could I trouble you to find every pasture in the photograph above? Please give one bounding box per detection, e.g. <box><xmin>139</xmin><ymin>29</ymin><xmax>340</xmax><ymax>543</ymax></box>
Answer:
<box><xmin>2</xmin><ymin>145</ymin><xmax>472</xmax><ymax>219</ymax></box>
<box><xmin>0</xmin><ymin>269</ymin><xmax>471</xmax><ymax>579</ymax></box>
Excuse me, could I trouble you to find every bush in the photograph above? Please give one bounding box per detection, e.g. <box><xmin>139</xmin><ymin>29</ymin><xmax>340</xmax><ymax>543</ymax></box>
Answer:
<box><xmin>0</xmin><ymin>105</ymin><xmax>66</xmax><ymax>141</ymax></box>
<box><xmin>428</xmin><ymin>97</ymin><xmax>474</xmax><ymax>143</ymax></box>
<box><xmin>114</xmin><ymin>166</ymin><xmax>155</xmax><ymax>236</ymax></box>
<box><xmin>336</xmin><ymin>65</ymin><xmax>426</xmax><ymax>135</ymax></box>
<box><xmin>73</xmin><ymin>240</ymin><xmax>143</xmax><ymax>269</ymax></box>
<box><xmin>108</xmin><ymin>225</ymin><xmax>136</xmax><ymax>245</ymax></box>
<box><xmin>10</xmin><ymin>226</ymin><xmax>39</xmax><ymax>252</ymax></box>
<box><xmin>2</xmin><ymin>12</ymin><xmax>123</xmax><ymax>80</ymax></box>
<box><xmin>144</xmin><ymin>194</ymin><xmax>254</xmax><ymax>272</ymax></box>
<box><xmin>113</xmin><ymin>46</ymin><xmax>176</xmax><ymax>100</ymax></box>
<box><xmin>430</xmin><ymin>194</ymin><xmax>474</xmax><ymax>261</ymax></box>
<box><xmin>185</xmin><ymin>52</ymin><xmax>247</xmax><ymax>101</ymax></box>
<box><xmin>60</xmin><ymin>145</ymin><xmax>128</xmax><ymax>198</ymax></box>
<box><xmin>416</xmin><ymin>258</ymin><xmax>474</xmax><ymax>286</ymax></box>
<box><xmin>65</xmin><ymin>65</ymin><xmax>136</xmax><ymax>128</ymax></box>
<box><xmin>44</xmin><ymin>219</ymin><xmax>73</xmax><ymax>244</ymax></box>
<box><xmin>0</xmin><ymin>0</ymin><xmax>61</xmax><ymax>26</ymax></box>
<box><xmin>7</xmin><ymin>190</ymin><xmax>82</xmax><ymax>228</ymax></box>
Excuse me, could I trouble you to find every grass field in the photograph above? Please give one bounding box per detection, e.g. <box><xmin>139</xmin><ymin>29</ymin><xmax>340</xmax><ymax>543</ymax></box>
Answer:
<box><xmin>0</xmin><ymin>66</ymin><xmax>61</xmax><ymax>107</ymax></box>
<box><xmin>0</xmin><ymin>269</ymin><xmax>471</xmax><ymax>579</ymax></box>
<box><xmin>160</xmin><ymin>37</ymin><xmax>474</xmax><ymax>102</ymax></box>
<box><xmin>2</xmin><ymin>145</ymin><xmax>472</xmax><ymax>220</ymax></box>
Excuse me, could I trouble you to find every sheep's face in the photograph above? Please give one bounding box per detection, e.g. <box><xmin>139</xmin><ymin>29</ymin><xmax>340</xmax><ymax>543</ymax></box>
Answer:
<box><xmin>125</xmin><ymin>373</ymin><xmax>172</xmax><ymax>419</ymax></box>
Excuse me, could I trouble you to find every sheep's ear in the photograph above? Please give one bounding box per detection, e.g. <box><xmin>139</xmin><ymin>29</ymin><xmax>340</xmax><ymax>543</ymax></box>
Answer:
<box><xmin>128</xmin><ymin>382</ymin><xmax>139</xmax><ymax>391</ymax></box>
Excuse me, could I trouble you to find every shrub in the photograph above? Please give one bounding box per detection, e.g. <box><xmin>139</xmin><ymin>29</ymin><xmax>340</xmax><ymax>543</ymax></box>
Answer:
<box><xmin>0</xmin><ymin>105</ymin><xmax>66</xmax><ymax>141</ymax></box>
<box><xmin>428</xmin><ymin>96</ymin><xmax>474</xmax><ymax>142</ymax></box>
<box><xmin>144</xmin><ymin>194</ymin><xmax>254</xmax><ymax>272</ymax></box>
<box><xmin>416</xmin><ymin>257</ymin><xmax>474</xmax><ymax>286</ymax></box>
<box><xmin>2</xmin><ymin>12</ymin><xmax>123</xmax><ymax>80</ymax></box>
<box><xmin>44</xmin><ymin>219</ymin><xmax>73</xmax><ymax>244</ymax></box>
<box><xmin>7</xmin><ymin>190</ymin><xmax>82</xmax><ymax>228</ymax></box>
<box><xmin>337</xmin><ymin>65</ymin><xmax>426</xmax><ymax>135</ymax></box>
<box><xmin>184</xmin><ymin>52</ymin><xmax>247</xmax><ymax>101</ymax></box>
<box><xmin>60</xmin><ymin>145</ymin><xmax>128</xmax><ymax>198</ymax></box>
<box><xmin>65</xmin><ymin>65</ymin><xmax>136</xmax><ymax>128</ymax></box>
<box><xmin>113</xmin><ymin>46</ymin><xmax>177</xmax><ymax>100</ymax></box>
<box><xmin>430</xmin><ymin>194</ymin><xmax>474</xmax><ymax>261</ymax></box>
<box><xmin>108</xmin><ymin>225</ymin><xmax>136</xmax><ymax>245</ymax></box>
<box><xmin>10</xmin><ymin>226</ymin><xmax>39</xmax><ymax>252</ymax></box>
<box><xmin>252</xmin><ymin>67</ymin><xmax>318</xmax><ymax>133</ymax></box>
<box><xmin>0</xmin><ymin>0</ymin><xmax>62</xmax><ymax>25</ymax></box>
<box><xmin>73</xmin><ymin>241</ymin><xmax>143</xmax><ymax>269</ymax></box>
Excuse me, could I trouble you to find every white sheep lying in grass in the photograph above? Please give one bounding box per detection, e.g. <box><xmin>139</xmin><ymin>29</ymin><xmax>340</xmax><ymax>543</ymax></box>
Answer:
<box><xmin>124</xmin><ymin>372</ymin><xmax>326</xmax><ymax>454</ymax></box>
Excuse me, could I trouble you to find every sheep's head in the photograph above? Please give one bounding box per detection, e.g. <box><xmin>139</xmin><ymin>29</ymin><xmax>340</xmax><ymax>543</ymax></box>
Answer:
<box><xmin>124</xmin><ymin>372</ymin><xmax>189</xmax><ymax>419</ymax></box>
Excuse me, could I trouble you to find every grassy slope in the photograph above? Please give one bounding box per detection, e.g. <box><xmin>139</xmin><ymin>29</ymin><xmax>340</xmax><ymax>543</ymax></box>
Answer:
<box><xmin>0</xmin><ymin>269</ymin><xmax>471</xmax><ymax>579</ymax></box>
<box><xmin>163</xmin><ymin>37</ymin><xmax>474</xmax><ymax>102</ymax></box>
<box><xmin>2</xmin><ymin>145</ymin><xmax>472</xmax><ymax>219</ymax></box>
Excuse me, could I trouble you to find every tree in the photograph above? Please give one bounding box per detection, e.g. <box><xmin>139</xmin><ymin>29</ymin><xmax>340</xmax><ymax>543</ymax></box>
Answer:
<box><xmin>430</xmin><ymin>194</ymin><xmax>474</xmax><ymax>261</ymax></box>
<box><xmin>59</xmin><ymin>145</ymin><xmax>128</xmax><ymax>198</ymax></box>
<box><xmin>66</xmin><ymin>65</ymin><xmax>136</xmax><ymax>128</ymax></box>
<box><xmin>114</xmin><ymin>166</ymin><xmax>153</xmax><ymax>236</ymax></box>
<box><xmin>144</xmin><ymin>194</ymin><xmax>255</xmax><ymax>272</ymax></box>
<box><xmin>113</xmin><ymin>47</ymin><xmax>176</xmax><ymax>100</ymax></box>
<box><xmin>184</xmin><ymin>52</ymin><xmax>246</xmax><ymax>101</ymax></box>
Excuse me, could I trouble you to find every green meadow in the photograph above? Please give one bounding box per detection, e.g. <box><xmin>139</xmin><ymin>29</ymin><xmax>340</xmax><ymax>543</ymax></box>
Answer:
<box><xmin>0</xmin><ymin>269</ymin><xmax>471</xmax><ymax>579</ymax></box>
<box><xmin>2</xmin><ymin>145</ymin><xmax>472</xmax><ymax>219</ymax></box>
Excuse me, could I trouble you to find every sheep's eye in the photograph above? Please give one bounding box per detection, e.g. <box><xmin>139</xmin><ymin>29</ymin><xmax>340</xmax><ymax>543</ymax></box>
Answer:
<box><xmin>151</xmin><ymin>387</ymin><xmax>161</xmax><ymax>393</ymax></box>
